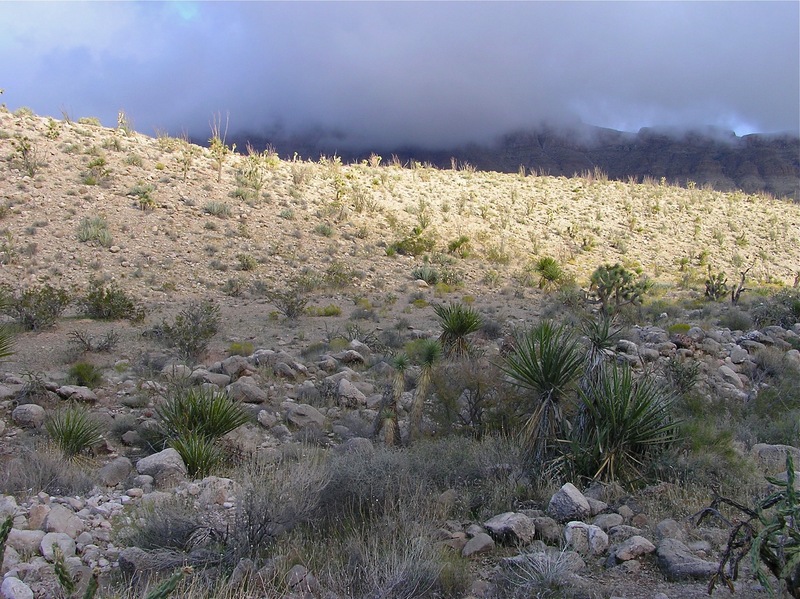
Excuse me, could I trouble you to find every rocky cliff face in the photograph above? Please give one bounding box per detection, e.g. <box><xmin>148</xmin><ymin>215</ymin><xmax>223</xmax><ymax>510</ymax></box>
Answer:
<box><xmin>234</xmin><ymin>125</ymin><xmax>800</xmax><ymax>201</ymax></box>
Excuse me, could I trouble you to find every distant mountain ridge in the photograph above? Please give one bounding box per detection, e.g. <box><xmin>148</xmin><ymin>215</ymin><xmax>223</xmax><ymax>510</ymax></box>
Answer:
<box><xmin>230</xmin><ymin>124</ymin><xmax>800</xmax><ymax>201</ymax></box>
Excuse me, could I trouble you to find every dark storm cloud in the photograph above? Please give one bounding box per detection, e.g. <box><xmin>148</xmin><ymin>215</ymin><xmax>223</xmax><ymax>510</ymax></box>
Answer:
<box><xmin>1</xmin><ymin>1</ymin><xmax>797</xmax><ymax>148</ymax></box>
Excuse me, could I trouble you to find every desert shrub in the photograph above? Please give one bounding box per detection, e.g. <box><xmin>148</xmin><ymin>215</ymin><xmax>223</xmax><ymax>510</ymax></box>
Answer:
<box><xmin>80</xmin><ymin>280</ymin><xmax>145</xmax><ymax>321</ymax></box>
<box><xmin>589</xmin><ymin>263</ymin><xmax>651</xmax><ymax>316</ymax></box>
<box><xmin>0</xmin><ymin>445</ymin><xmax>94</xmax><ymax>497</ymax></box>
<box><xmin>704</xmin><ymin>268</ymin><xmax>729</xmax><ymax>301</ymax></box>
<box><xmin>447</xmin><ymin>235</ymin><xmax>471</xmax><ymax>258</ymax></box>
<box><xmin>77</xmin><ymin>216</ymin><xmax>113</xmax><ymax>247</ymax></box>
<box><xmin>129</xmin><ymin>182</ymin><xmax>156</xmax><ymax>210</ymax></box>
<box><xmin>411</xmin><ymin>264</ymin><xmax>438</xmax><ymax>285</ymax></box>
<box><xmin>703</xmin><ymin>455</ymin><xmax>800</xmax><ymax>598</ymax></box>
<box><xmin>156</xmin><ymin>387</ymin><xmax>249</xmax><ymax>443</ymax></box>
<box><xmin>751</xmin><ymin>289</ymin><xmax>800</xmax><ymax>328</ymax></box>
<box><xmin>228</xmin><ymin>341</ymin><xmax>254</xmax><ymax>356</ymax></box>
<box><xmin>203</xmin><ymin>201</ymin><xmax>231</xmax><ymax>218</ymax></box>
<box><xmin>159</xmin><ymin>300</ymin><xmax>221</xmax><ymax>360</ymax></box>
<box><xmin>664</xmin><ymin>356</ymin><xmax>701</xmax><ymax>395</ymax></box>
<box><xmin>534</xmin><ymin>256</ymin><xmax>563</xmax><ymax>289</ymax></box>
<box><xmin>67</xmin><ymin>361</ymin><xmax>103</xmax><ymax>387</ymax></box>
<box><xmin>500</xmin><ymin>321</ymin><xmax>584</xmax><ymax>462</ymax></box>
<box><xmin>742</xmin><ymin>369</ymin><xmax>800</xmax><ymax>446</ymax></box>
<box><xmin>46</xmin><ymin>406</ymin><xmax>104</xmax><ymax>459</ymax></box>
<box><xmin>308</xmin><ymin>304</ymin><xmax>342</xmax><ymax>317</ymax></box>
<box><xmin>236</xmin><ymin>253</ymin><xmax>257</xmax><ymax>271</ymax></box>
<box><xmin>2</xmin><ymin>284</ymin><xmax>70</xmax><ymax>330</ymax></box>
<box><xmin>388</xmin><ymin>227</ymin><xmax>435</xmax><ymax>257</ymax></box>
<box><xmin>433</xmin><ymin>302</ymin><xmax>483</xmax><ymax>359</ymax></box>
<box><xmin>494</xmin><ymin>549</ymin><xmax>580</xmax><ymax>599</ymax></box>
<box><xmin>570</xmin><ymin>364</ymin><xmax>678</xmax><ymax>483</ymax></box>
<box><xmin>266</xmin><ymin>284</ymin><xmax>309</xmax><ymax>320</ymax></box>
<box><xmin>117</xmin><ymin>496</ymin><xmax>209</xmax><ymax>552</ymax></box>
<box><xmin>314</xmin><ymin>223</ymin><xmax>334</xmax><ymax>237</ymax></box>
<box><xmin>718</xmin><ymin>308</ymin><xmax>754</xmax><ymax>331</ymax></box>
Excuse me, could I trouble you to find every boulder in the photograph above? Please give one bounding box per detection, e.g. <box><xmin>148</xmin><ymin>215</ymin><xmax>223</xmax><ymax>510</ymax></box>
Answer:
<box><xmin>462</xmin><ymin>532</ymin><xmax>494</xmax><ymax>557</ymax></box>
<box><xmin>0</xmin><ymin>577</ymin><xmax>34</xmax><ymax>599</ymax></box>
<box><xmin>751</xmin><ymin>443</ymin><xmax>800</xmax><ymax>473</ymax></box>
<box><xmin>593</xmin><ymin>513</ymin><xmax>624</xmax><ymax>531</ymax></box>
<box><xmin>226</xmin><ymin>380</ymin><xmax>268</xmax><ymax>403</ymax></box>
<box><xmin>656</xmin><ymin>538</ymin><xmax>717</xmax><ymax>581</ymax></box>
<box><xmin>531</xmin><ymin>516</ymin><xmax>562</xmax><ymax>545</ymax></box>
<box><xmin>43</xmin><ymin>504</ymin><xmax>84</xmax><ymax>538</ymax></box>
<box><xmin>97</xmin><ymin>457</ymin><xmax>133</xmax><ymax>487</ymax></box>
<box><xmin>40</xmin><ymin>532</ymin><xmax>76</xmax><ymax>561</ymax></box>
<box><xmin>221</xmin><ymin>355</ymin><xmax>250</xmax><ymax>377</ymax></box>
<box><xmin>337</xmin><ymin>378</ymin><xmax>367</xmax><ymax>407</ymax></box>
<box><xmin>55</xmin><ymin>385</ymin><xmax>98</xmax><ymax>403</ymax></box>
<box><xmin>547</xmin><ymin>483</ymin><xmax>590</xmax><ymax>522</ymax></box>
<box><xmin>135</xmin><ymin>448</ymin><xmax>187</xmax><ymax>488</ymax></box>
<box><xmin>11</xmin><ymin>404</ymin><xmax>45</xmax><ymax>428</ymax></box>
<box><xmin>6</xmin><ymin>529</ymin><xmax>45</xmax><ymax>554</ymax></box>
<box><xmin>564</xmin><ymin>521</ymin><xmax>609</xmax><ymax>556</ymax></box>
<box><xmin>483</xmin><ymin>512</ymin><xmax>536</xmax><ymax>545</ymax></box>
<box><xmin>718</xmin><ymin>365</ymin><xmax>743</xmax><ymax>389</ymax></box>
<box><xmin>612</xmin><ymin>535</ymin><xmax>656</xmax><ymax>562</ymax></box>
<box><xmin>283</xmin><ymin>402</ymin><xmax>325</xmax><ymax>428</ymax></box>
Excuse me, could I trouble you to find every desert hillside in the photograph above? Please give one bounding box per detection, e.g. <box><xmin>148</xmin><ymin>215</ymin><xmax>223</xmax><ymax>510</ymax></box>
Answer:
<box><xmin>1</xmin><ymin>107</ymin><xmax>800</xmax><ymax>599</ymax></box>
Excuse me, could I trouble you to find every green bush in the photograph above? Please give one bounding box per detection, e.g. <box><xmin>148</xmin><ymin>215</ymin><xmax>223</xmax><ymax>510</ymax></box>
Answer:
<box><xmin>67</xmin><ymin>361</ymin><xmax>103</xmax><ymax>387</ymax></box>
<box><xmin>77</xmin><ymin>216</ymin><xmax>113</xmax><ymax>247</ymax></box>
<box><xmin>534</xmin><ymin>256</ymin><xmax>563</xmax><ymax>289</ymax></box>
<box><xmin>388</xmin><ymin>227</ymin><xmax>435</xmax><ymax>257</ymax></box>
<box><xmin>447</xmin><ymin>235</ymin><xmax>471</xmax><ymax>258</ymax></box>
<box><xmin>266</xmin><ymin>284</ymin><xmax>308</xmax><ymax>319</ymax></box>
<box><xmin>751</xmin><ymin>289</ymin><xmax>800</xmax><ymax>328</ymax></box>
<box><xmin>571</xmin><ymin>364</ymin><xmax>678</xmax><ymax>483</ymax></box>
<box><xmin>236</xmin><ymin>253</ymin><xmax>257</xmax><ymax>271</ymax></box>
<box><xmin>2</xmin><ymin>284</ymin><xmax>70</xmax><ymax>330</ymax></box>
<box><xmin>160</xmin><ymin>300</ymin><xmax>221</xmax><ymax>360</ymax></box>
<box><xmin>589</xmin><ymin>263</ymin><xmax>651</xmax><ymax>316</ymax></box>
<box><xmin>411</xmin><ymin>264</ymin><xmax>438</xmax><ymax>285</ymax></box>
<box><xmin>170</xmin><ymin>432</ymin><xmax>225</xmax><ymax>478</ymax></box>
<box><xmin>46</xmin><ymin>406</ymin><xmax>103</xmax><ymax>459</ymax></box>
<box><xmin>157</xmin><ymin>388</ymin><xmax>249</xmax><ymax>443</ymax></box>
<box><xmin>228</xmin><ymin>341</ymin><xmax>254</xmax><ymax>356</ymax></box>
<box><xmin>80</xmin><ymin>280</ymin><xmax>145</xmax><ymax>321</ymax></box>
<box><xmin>433</xmin><ymin>303</ymin><xmax>482</xmax><ymax>359</ymax></box>
<box><xmin>501</xmin><ymin>321</ymin><xmax>584</xmax><ymax>462</ymax></box>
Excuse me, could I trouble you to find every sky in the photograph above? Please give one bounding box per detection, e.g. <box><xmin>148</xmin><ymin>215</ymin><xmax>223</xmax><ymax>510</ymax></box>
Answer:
<box><xmin>1</xmin><ymin>1</ymin><xmax>798</xmax><ymax>149</ymax></box>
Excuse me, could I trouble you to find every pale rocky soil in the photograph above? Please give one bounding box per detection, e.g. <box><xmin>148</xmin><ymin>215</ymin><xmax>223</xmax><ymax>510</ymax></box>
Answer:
<box><xmin>0</xmin><ymin>109</ymin><xmax>799</xmax><ymax>599</ymax></box>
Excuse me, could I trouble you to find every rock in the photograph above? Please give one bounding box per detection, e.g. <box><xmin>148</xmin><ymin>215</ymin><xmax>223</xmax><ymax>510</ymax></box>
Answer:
<box><xmin>613</xmin><ymin>535</ymin><xmax>656</xmax><ymax>562</ymax></box>
<box><xmin>97</xmin><ymin>457</ymin><xmax>133</xmax><ymax>487</ymax></box>
<box><xmin>333</xmin><ymin>437</ymin><xmax>374</xmax><ymax>454</ymax></box>
<box><xmin>55</xmin><ymin>385</ymin><xmax>98</xmax><ymax>402</ymax></box>
<box><xmin>135</xmin><ymin>448</ymin><xmax>187</xmax><ymax>488</ymax></box>
<box><xmin>730</xmin><ymin>346</ymin><xmax>749</xmax><ymax>364</ymax></box>
<box><xmin>656</xmin><ymin>538</ymin><xmax>717</xmax><ymax>581</ymax></box>
<box><xmin>593</xmin><ymin>513</ymin><xmax>624</xmax><ymax>531</ymax></box>
<box><xmin>197</xmin><ymin>476</ymin><xmax>240</xmax><ymax>507</ymax></box>
<box><xmin>547</xmin><ymin>483</ymin><xmax>590</xmax><ymax>522</ymax></box>
<box><xmin>160</xmin><ymin>364</ymin><xmax>192</xmax><ymax>380</ymax></box>
<box><xmin>1</xmin><ymin>577</ymin><xmax>34</xmax><ymax>599</ymax></box>
<box><xmin>43</xmin><ymin>504</ymin><xmax>84</xmax><ymax>538</ymax></box>
<box><xmin>286</xmin><ymin>564</ymin><xmax>319</xmax><ymax>593</ymax></box>
<box><xmin>331</xmin><ymin>350</ymin><xmax>365</xmax><ymax>365</ymax></box>
<box><xmin>751</xmin><ymin>443</ymin><xmax>800</xmax><ymax>473</ymax></box>
<box><xmin>283</xmin><ymin>402</ymin><xmax>325</xmax><ymax>428</ymax></box>
<box><xmin>531</xmin><ymin>516</ymin><xmax>562</xmax><ymax>545</ymax></box>
<box><xmin>40</xmin><ymin>532</ymin><xmax>76</xmax><ymax>561</ymax></box>
<box><xmin>257</xmin><ymin>410</ymin><xmax>279</xmax><ymax>428</ymax></box>
<box><xmin>11</xmin><ymin>404</ymin><xmax>45</xmax><ymax>428</ymax></box>
<box><xmin>483</xmin><ymin>512</ymin><xmax>536</xmax><ymax>545</ymax></box>
<box><xmin>273</xmin><ymin>362</ymin><xmax>297</xmax><ymax>379</ymax></box>
<box><xmin>462</xmin><ymin>532</ymin><xmax>495</xmax><ymax>557</ymax></box>
<box><xmin>337</xmin><ymin>378</ymin><xmax>367</xmax><ymax>407</ymax></box>
<box><xmin>617</xmin><ymin>340</ymin><xmax>639</xmax><ymax>355</ymax></box>
<box><xmin>226</xmin><ymin>380</ymin><xmax>268</xmax><ymax>403</ymax></box>
<box><xmin>586</xmin><ymin>497</ymin><xmax>608</xmax><ymax>516</ymax></box>
<box><xmin>6</xmin><ymin>529</ymin><xmax>45</xmax><ymax>554</ymax></box>
<box><xmin>718</xmin><ymin>365</ymin><xmax>743</xmax><ymax>389</ymax></box>
<box><xmin>0</xmin><ymin>496</ymin><xmax>18</xmax><ymax>519</ymax></box>
<box><xmin>221</xmin><ymin>355</ymin><xmax>250</xmax><ymax>377</ymax></box>
<box><xmin>564</xmin><ymin>521</ymin><xmax>609</xmax><ymax>556</ymax></box>
<box><xmin>190</xmin><ymin>369</ymin><xmax>231</xmax><ymax>387</ymax></box>
<box><xmin>655</xmin><ymin>518</ymin><xmax>685</xmax><ymax>541</ymax></box>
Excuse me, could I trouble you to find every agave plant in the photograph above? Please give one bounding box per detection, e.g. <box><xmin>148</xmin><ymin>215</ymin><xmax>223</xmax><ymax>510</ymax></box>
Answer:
<box><xmin>433</xmin><ymin>302</ymin><xmax>482</xmax><ymax>359</ymax></box>
<box><xmin>573</xmin><ymin>363</ymin><xmax>678</xmax><ymax>483</ymax></box>
<box><xmin>408</xmin><ymin>339</ymin><xmax>442</xmax><ymax>443</ymax></box>
<box><xmin>46</xmin><ymin>406</ymin><xmax>104</xmax><ymax>459</ymax></box>
<box><xmin>500</xmin><ymin>321</ymin><xmax>584</xmax><ymax>462</ymax></box>
<box><xmin>156</xmin><ymin>387</ymin><xmax>249</xmax><ymax>442</ymax></box>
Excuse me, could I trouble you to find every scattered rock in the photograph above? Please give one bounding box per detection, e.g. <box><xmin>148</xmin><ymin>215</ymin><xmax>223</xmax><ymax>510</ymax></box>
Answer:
<box><xmin>656</xmin><ymin>538</ymin><xmax>717</xmax><ymax>581</ymax></box>
<box><xmin>462</xmin><ymin>532</ymin><xmax>495</xmax><ymax>557</ymax></box>
<box><xmin>11</xmin><ymin>404</ymin><xmax>45</xmax><ymax>429</ymax></box>
<box><xmin>484</xmin><ymin>512</ymin><xmax>536</xmax><ymax>545</ymax></box>
<box><xmin>547</xmin><ymin>483</ymin><xmax>590</xmax><ymax>523</ymax></box>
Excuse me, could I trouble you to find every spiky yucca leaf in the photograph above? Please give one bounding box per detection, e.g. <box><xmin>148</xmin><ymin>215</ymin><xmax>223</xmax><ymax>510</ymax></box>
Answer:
<box><xmin>433</xmin><ymin>303</ymin><xmax>482</xmax><ymax>359</ymax></box>
<box><xmin>500</xmin><ymin>321</ymin><xmax>584</xmax><ymax>461</ymax></box>
<box><xmin>408</xmin><ymin>339</ymin><xmax>442</xmax><ymax>443</ymax></box>
<box><xmin>45</xmin><ymin>406</ymin><xmax>103</xmax><ymax>459</ymax></box>
<box><xmin>170</xmin><ymin>432</ymin><xmax>225</xmax><ymax>478</ymax></box>
<box><xmin>157</xmin><ymin>387</ymin><xmax>249</xmax><ymax>441</ymax></box>
<box><xmin>575</xmin><ymin>364</ymin><xmax>678</xmax><ymax>482</ymax></box>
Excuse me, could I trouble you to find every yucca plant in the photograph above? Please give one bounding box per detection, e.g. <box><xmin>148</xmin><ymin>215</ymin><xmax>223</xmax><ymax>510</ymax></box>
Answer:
<box><xmin>156</xmin><ymin>387</ymin><xmax>249</xmax><ymax>442</ymax></box>
<box><xmin>433</xmin><ymin>302</ymin><xmax>482</xmax><ymax>359</ymax></box>
<box><xmin>500</xmin><ymin>321</ymin><xmax>584</xmax><ymax>462</ymax></box>
<box><xmin>0</xmin><ymin>293</ymin><xmax>13</xmax><ymax>361</ymax></box>
<box><xmin>534</xmin><ymin>256</ymin><xmax>563</xmax><ymax>290</ymax></box>
<box><xmin>408</xmin><ymin>339</ymin><xmax>442</xmax><ymax>443</ymax></box>
<box><xmin>46</xmin><ymin>406</ymin><xmax>104</xmax><ymax>460</ymax></box>
<box><xmin>572</xmin><ymin>364</ymin><xmax>678</xmax><ymax>483</ymax></box>
<box><xmin>169</xmin><ymin>432</ymin><xmax>225</xmax><ymax>478</ymax></box>
<box><xmin>374</xmin><ymin>353</ymin><xmax>409</xmax><ymax>446</ymax></box>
